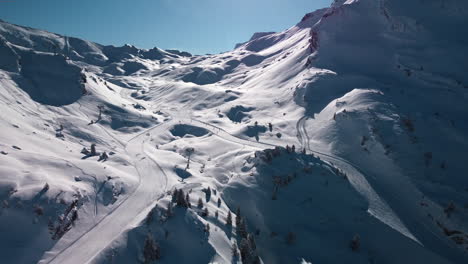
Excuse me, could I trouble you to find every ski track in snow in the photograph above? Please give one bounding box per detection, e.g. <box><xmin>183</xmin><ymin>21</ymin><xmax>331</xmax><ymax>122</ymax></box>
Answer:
<box><xmin>296</xmin><ymin>115</ymin><xmax>419</xmax><ymax>243</ymax></box>
<box><xmin>3</xmin><ymin>2</ymin><xmax>466</xmax><ymax>261</ymax></box>
<box><xmin>40</xmin><ymin>121</ymin><xmax>169</xmax><ymax>264</ymax></box>
<box><xmin>41</xmin><ymin>108</ymin><xmax>420</xmax><ymax>263</ymax></box>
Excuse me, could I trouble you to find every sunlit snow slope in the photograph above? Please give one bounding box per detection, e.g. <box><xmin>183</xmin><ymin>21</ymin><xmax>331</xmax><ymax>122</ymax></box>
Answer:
<box><xmin>1</xmin><ymin>0</ymin><xmax>468</xmax><ymax>263</ymax></box>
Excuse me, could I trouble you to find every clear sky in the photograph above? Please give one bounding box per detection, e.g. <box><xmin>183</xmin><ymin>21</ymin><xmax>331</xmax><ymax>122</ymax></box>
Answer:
<box><xmin>0</xmin><ymin>0</ymin><xmax>331</xmax><ymax>55</ymax></box>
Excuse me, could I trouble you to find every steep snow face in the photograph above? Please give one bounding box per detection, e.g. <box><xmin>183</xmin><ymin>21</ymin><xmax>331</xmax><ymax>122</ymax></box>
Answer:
<box><xmin>19</xmin><ymin>52</ymin><xmax>86</xmax><ymax>106</ymax></box>
<box><xmin>310</xmin><ymin>0</ymin><xmax>468</xmax><ymax>80</ymax></box>
<box><xmin>0</xmin><ymin>39</ymin><xmax>19</xmax><ymax>72</ymax></box>
<box><xmin>298</xmin><ymin>0</ymin><xmax>468</xmax><ymax>262</ymax></box>
<box><xmin>1</xmin><ymin>0</ymin><xmax>468</xmax><ymax>263</ymax></box>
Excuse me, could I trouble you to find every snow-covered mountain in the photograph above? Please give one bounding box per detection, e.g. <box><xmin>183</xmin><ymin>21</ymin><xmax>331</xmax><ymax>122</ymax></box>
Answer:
<box><xmin>1</xmin><ymin>0</ymin><xmax>468</xmax><ymax>263</ymax></box>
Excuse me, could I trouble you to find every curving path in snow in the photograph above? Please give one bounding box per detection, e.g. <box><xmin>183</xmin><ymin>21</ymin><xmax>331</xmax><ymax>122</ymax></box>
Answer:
<box><xmin>172</xmin><ymin>115</ymin><xmax>417</xmax><ymax>244</ymax></box>
<box><xmin>296</xmin><ymin>117</ymin><xmax>468</xmax><ymax>261</ymax></box>
<box><xmin>40</xmin><ymin>123</ymin><xmax>169</xmax><ymax>264</ymax></box>
<box><xmin>40</xmin><ymin>111</ymin><xmax>418</xmax><ymax>263</ymax></box>
<box><xmin>296</xmin><ymin>116</ymin><xmax>418</xmax><ymax>242</ymax></box>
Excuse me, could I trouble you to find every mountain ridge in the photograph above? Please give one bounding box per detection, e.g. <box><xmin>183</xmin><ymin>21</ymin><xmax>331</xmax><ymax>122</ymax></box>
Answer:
<box><xmin>1</xmin><ymin>0</ymin><xmax>468</xmax><ymax>263</ymax></box>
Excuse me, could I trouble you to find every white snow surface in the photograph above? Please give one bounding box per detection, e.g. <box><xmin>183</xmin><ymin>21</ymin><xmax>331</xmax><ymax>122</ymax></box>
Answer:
<box><xmin>1</xmin><ymin>0</ymin><xmax>468</xmax><ymax>263</ymax></box>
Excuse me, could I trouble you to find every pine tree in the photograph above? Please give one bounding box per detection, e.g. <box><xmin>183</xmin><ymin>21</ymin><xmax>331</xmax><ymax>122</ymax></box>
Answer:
<box><xmin>202</xmin><ymin>207</ymin><xmax>209</xmax><ymax>217</ymax></box>
<box><xmin>235</xmin><ymin>207</ymin><xmax>241</xmax><ymax>227</ymax></box>
<box><xmin>239</xmin><ymin>235</ymin><xmax>260</xmax><ymax>264</ymax></box>
<box><xmin>90</xmin><ymin>144</ymin><xmax>96</xmax><ymax>156</ymax></box>
<box><xmin>231</xmin><ymin>242</ymin><xmax>239</xmax><ymax>259</ymax></box>
<box><xmin>239</xmin><ymin>237</ymin><xmax>252</xmax><ymax>263</ymax></box>
<box><xmin>186</xmin><ymin>193</ymin><xmax>191</xmax><ymax>208</ymax></box>
<box><xmin>350</xmin><ymin>234</ymin><xmax>360</xmax><ymax>251</ymax></box>
<box><xmin>217</xmin><ymin>197</ymin><xmax>222</xmax><ymax>208</ymax></box>
<box><xmin>70</xmin><ymin>210</ymin><xmax>78</xmax><ymax>225</ymax></box>
<box><xmin>172</xmin><ymin>189</ymin><xmax>178</xmax><ymax>203</ymax></box>
<box><xmin>215</xmin><ymin>210</ymin><xmax>219</xmax><ymax>219</ymax></box>
<box><xmin>226</xmin><ymin>211</ymin><xmax>233</xmax><ymax>227</ymax></box>
<box><xmin>197</xmin><ymin>198</ymin><xmax>204</xmax><ymax>209</ymax></box>
<box><xmin>237</xmin><ymin>218</ymin><xmax>248</xmax><ymax>239</ymax></box>
<box><xmin>146</xmin><ymin>210</ymin><xmax>154</xmax><ymax>225</ymax></box>
<box><xmin>248</xmin><ymin>233</ymin><xmax>257</xmax><ymax>250</ymax></box>
<box><xmin>48</xmin><ymin>218</ymin><xmax>55</xmax><ymax>234</ymax></box>
<box><xmin>143</xmin><ymin>234</ymin><xmax>161</xmax><ymax>263</ymax></box>
<box><xmin>285</xmin><ymin>231</ymin><xmax>296</xmax><ymax>245</ymax></box>
<box><xmin>176</xmin><ymin>189</ymin><xmax>187</xmax><ymax>207</ymax></box>
<box><xmin>166</xmin><ymin>202</ymin><xmax>173</xmax><ymax>217</ymax></box>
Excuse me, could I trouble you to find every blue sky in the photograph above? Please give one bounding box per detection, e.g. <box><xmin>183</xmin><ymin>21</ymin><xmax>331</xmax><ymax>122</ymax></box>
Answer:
<box><xmin>0</xmin><ymin>0</ymin><xmax>331</xmax><ymax>54</ymax></box>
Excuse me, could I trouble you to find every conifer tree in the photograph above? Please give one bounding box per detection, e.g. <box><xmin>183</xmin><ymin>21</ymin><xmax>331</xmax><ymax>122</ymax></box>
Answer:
<box><xmin>90</xmin><ymin>144</ymin><xmax>97</xmax><ymax>156</ymax></box>
<box><xmin>226</xmin><ymin>211</ymin><xmax>233</xmax><ymax>227</ymax></box>
<box><xmin>176</xmin><ymin>189</ymin><xmax>187</xmax><ymax>207</ymax></box>
<box><xmin>186</xmin><ymin>193</ymin><xmax>191</xmax><ymax>208</ymax></box>
<box><xmin>143</xmin><ymin>233</ymin><xmax>161</xmax><ymax>263</ymax></box>
<box><xmin>235</xmin><ymin>207</ymin><xmax>242</xmax><ymax>227</ymax></box>
<box><xmin>166</xmin><ymin>202</ymin><xmax>173</xmax><ymax>217</ymax></box>
<box><xmin>232</xmin><ymin>242</ymin><xmax>239</xmax><ymax>259</ymax></box>
<box><xmin>202</xmin><ymin>207</ymin><xmax>209</xmax><ymax>217</ymax></box>
<box><xmin>172</xmin><ymin>189</ymin><xmax>178</xmax><ymax>203</ymax></box>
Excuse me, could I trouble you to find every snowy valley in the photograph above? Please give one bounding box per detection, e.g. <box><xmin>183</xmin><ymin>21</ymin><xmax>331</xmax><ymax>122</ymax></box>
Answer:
<box><xmin>1</xmin><ymin>0</ymin><xmax>468</xmax><ymax>263</ymax></box>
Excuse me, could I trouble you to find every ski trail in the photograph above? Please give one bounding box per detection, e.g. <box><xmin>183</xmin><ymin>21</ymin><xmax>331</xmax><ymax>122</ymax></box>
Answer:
<box><xmin>185</xmin><ymin>116</ymin><xmax>418</xmax><ymax>243</ymax></box>
<box><xmin>296</xmin><ymin>116</ymin><xmax>419</xmax><ymax>243</ymax></box>
<box><xmin>39</xmin><ymin>122</ymin><xmax>169</xmax><ymax>264</ymax></box>
<box><xmin>40</xmin><ymin>112</ymin><xmax>419</xmax><ymax>264</ymax></box>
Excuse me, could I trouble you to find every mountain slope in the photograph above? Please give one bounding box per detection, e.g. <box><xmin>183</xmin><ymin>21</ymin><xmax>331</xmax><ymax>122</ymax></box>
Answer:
<box><xmin>0</xmin><ymin>0</ymin><xmax>468</xmax><ymax>263</ymax></box>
